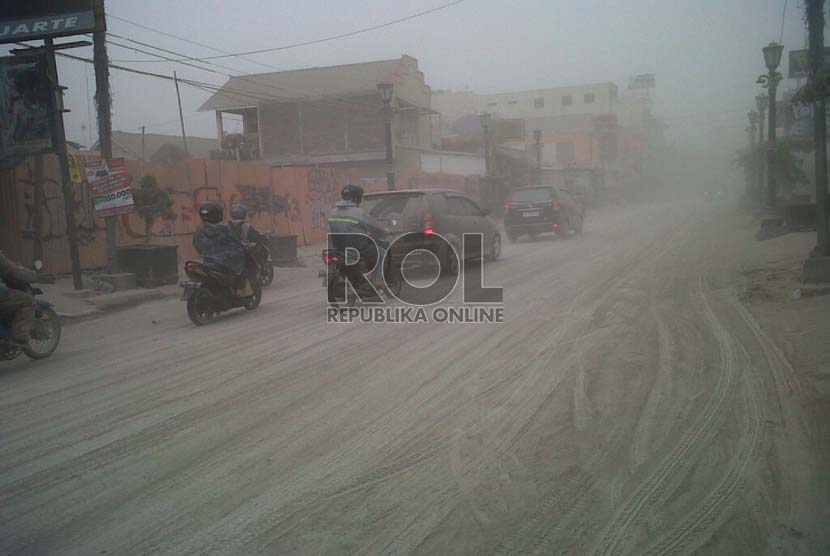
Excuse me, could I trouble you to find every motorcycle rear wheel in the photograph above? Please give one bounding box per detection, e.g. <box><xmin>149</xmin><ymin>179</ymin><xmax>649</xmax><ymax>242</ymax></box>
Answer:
<box><xmin>261</xmin><ymin>265</ymin><xmax>274</xmax><ymax>287</ymax></box>
<box><xmin>23</xmin><ymin>307</ymin><xmax>61</xmax><ymax>360</ymax></box>
<box><xmin>187</xmin><ymin>288</ymin><xmax>216</xmax><ymax>325</ymax></box>
<box><xmin>244</xmin><ymin>281</ymin><xmax>262</xmax><ymax>310</ymax></box>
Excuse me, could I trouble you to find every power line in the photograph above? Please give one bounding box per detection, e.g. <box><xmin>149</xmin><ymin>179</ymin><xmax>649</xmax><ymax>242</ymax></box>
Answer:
<box><xmin>107</xmin><ymin>13</ymin><xmax>277</xmax><ymax>71</ymax></box>
<box><xmin>103</xmin><ymin>32</ymin><xmax>387</xmax><ymax>112</ymax></box>
<box><xmin>108</xmin><ymin>0</ymin><xmax>467</xmax><ymax>63</ymax></box>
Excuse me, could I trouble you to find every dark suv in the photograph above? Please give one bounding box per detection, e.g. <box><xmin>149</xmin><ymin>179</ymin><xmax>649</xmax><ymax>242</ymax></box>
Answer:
<box><xmin>360</xmin><ymin>189</ymin><xmax>501</xmax><ymax>274</ymax></box>
<box><xmin>504</xmin><ymin>185</ymin><xmax>585</xmax><ymax>242</ymax></box>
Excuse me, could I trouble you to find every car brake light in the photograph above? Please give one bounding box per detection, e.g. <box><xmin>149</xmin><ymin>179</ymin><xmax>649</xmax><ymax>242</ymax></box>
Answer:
<box><xmin>323</xmin><ymin>253</ymin><xmax>340</xmax><ymax>265</ymax></box>
<box><xmin>552</xmin><ymin>223</ymin><xmax>559</xmax><ymax>228</ymax></box>
<box><xmin>552</xmin><ymin>200</ymin><xmax>561</xmax><ymax>209</ymax></box>
<box><xmin>424</xmin><ymin>212</ymin><xmax>434</xmax><ymax>234</ymax></box>
<box><xmin>504</xmin><ymin>202</ymin><xmax>511</xmax><ymax>210</ymax></box>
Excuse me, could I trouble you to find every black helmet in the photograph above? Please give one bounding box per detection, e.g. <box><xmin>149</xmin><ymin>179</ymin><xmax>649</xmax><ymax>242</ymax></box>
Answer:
<box><xmin>341</xmin><ymin>184</ymin><xmax>364</xmax><ymax>205</ymax></box>
<box><xmin>229</xmin><ymin>203</ymin><xmax>248</xmax><ymax>221</ymax></box>
<box><xmin>199</xmin><ymin>202</ymin><xmax>223</xmax><ymax>224</ymax></box>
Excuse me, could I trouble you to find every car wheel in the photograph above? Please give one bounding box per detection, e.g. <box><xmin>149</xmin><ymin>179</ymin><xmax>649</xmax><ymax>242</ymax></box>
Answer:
<box><xmin>485</xmin><ymin>234</ymin><xmax>502</xmax><ymax>261</ymax></box>
<box><xmin>441</xmin><ymin>244</ymin><xmax>460</xmax><ymax>276</ymax></box>
<box><xmin>558</xmin><ymin>219</ymin><xmax>571</xmax><ymax>238</ymax></box>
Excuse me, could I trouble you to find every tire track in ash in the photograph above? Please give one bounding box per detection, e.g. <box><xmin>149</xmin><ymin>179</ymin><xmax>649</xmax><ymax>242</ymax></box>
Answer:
<box><xmin>641</xmin><ymin>355</ymin><xmax>763</xmax><ymax>556</ymax></box>
<box><xmin>629</xmin><ymin>277</ymin><xmax>675</xmax><ymax>467</ymax></box>
<box><xmin>588</xmin><ymin>275</ymin><xmax>740</xmax><ymax>556</ymax></box>
<box><xmin>487</xmin><ymin>221</ymin><xmax>692</xmax><ymax>556</ymax></box>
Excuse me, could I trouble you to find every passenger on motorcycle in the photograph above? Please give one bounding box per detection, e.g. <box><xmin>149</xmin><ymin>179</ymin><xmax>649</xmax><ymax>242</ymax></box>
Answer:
<box><xmin>193</xmin><ymin>202</ymin><xmax>251</xmax><ymax>295</ymax></box>
<box><xmin>0</xmin><ymin>251</ymin><xmax>37</xmax><ymax>347</ymax></box>
<box><xmin>326</xmin><ymin>184</ymin><xmax>389</xmax><ymax>285</ymax></box>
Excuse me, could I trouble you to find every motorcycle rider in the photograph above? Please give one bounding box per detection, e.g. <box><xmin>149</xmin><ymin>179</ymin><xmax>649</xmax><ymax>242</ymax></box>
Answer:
<box><xmin>327</xmin><ymin>184</ymin><xmax>389</xmax><ymax>285</ymax></box>
<box><xmin>226</xmin><ymin>203</ymin><xmax>268</xmax><ymax>287</ymax></box>
<box><xmin>193</xmin><ymin>202</ymin><xmax>251</xmax><ymax>295</ymax></box>
<box><xmin>0</xmin><ymin>251</ymin><xmax>37</xmax><ymax>347</ymax></box>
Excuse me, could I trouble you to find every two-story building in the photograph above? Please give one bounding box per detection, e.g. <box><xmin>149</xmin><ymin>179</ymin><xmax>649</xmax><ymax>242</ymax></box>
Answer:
<box><xmin>199</xmin><ymin>55</ymin><xmax>436</xmax><ymax>187</ymax></box>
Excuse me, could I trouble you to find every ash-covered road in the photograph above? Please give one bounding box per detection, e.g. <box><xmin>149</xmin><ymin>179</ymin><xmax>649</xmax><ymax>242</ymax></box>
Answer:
<box><xmin>2</xmin><ymin>201</ymin><xmax>826</xmax><ymax>555</ymax></box>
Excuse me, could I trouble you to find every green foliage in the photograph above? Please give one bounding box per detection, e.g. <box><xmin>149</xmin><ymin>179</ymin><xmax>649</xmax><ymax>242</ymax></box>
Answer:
<box><xmin>132</xmin><ymin>175</ymin><xmax>177</xmax><ymax>242</ymax></box>
<box><xmin>735</xmin><ymin>142</ymin><xmax>809</xmax><ymax>196</ymax></box>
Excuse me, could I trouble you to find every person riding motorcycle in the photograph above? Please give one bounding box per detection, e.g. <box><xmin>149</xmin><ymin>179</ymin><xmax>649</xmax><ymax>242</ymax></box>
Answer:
<box><xmin>0</xmin><ymin>251</ymin><xmax>37</xmax><ymax>347</ymax></box>
<box><xmin>226</xmin><ymin>203</ymin><xmax>269</xmax><ymax>284</ymax></box>
<box><xmin>327</xmin><ymin>184</ymin><xmax>389</xmax><ymax>284</ymax></box>
<box><xmin>193</xmin><ymin>202</ymin><xmax>252</xmax><ymax>295</ymax></box>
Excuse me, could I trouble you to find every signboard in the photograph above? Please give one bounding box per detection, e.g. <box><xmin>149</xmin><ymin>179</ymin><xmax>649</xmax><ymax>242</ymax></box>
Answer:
<box><xmin>788</xmin><ymin>48</ymin><xmax>830</xmax><ymax>79</ymax></box>
<box><xmin>85</xmin><ymin>158</ymin><xmax>135</xmax><ymax>217</ymax></box>
<box><xmin>0</xmin><ymin>53</ymin><xmax>55</xmax><ymax>159</ymax></box>
<box><xmin>67</xmin><ymin>153</ymin><xmax>82</xmax><ymax>183</ymax></box>
<box><xmin>628</xmin><ymin>73</ymin><xmax>655</xmax><ymax>90</ymax></box>
<box><xmin>490</xmin><ymin>118</ymin><xmax>525</xmax><ymax>143</ymax></box>
<box><xmin>0</xmin><ymin>0</ymin><xmax>99</xmax><ymax>44</ymax></box>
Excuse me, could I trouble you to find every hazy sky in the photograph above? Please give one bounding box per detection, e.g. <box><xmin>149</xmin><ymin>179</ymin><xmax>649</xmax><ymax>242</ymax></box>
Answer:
<box><xmin>2</xmin><ymin>0</ymin><xmax>813</xmax><ymax>152</ymax></box>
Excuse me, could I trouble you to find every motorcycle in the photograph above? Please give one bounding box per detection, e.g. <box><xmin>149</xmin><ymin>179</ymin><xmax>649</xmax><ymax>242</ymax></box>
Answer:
<box><xmin>0</xmin><ymin>260</ymin><xmax>61</xmax><ymax>361</ymax></box>
<box><xmin>180</xmin><ymin>260</ymin><xmax>262</xmax><ymax>325</ymax></box>
<box><xmin>246</xmin><ymin>241</ymin><xmax>274</xmax><ymax>287</ymax></box>
<box><xmin>319</xmin><ymin>247</ymin><xmax>401</xmax><ymax>307</ymax></box>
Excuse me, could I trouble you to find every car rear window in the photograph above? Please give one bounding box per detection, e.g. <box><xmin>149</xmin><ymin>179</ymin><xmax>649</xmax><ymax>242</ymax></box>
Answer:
<box><xmin>509</xmin><ymin>187</ymin><xmax>555</xmax><ymax>203</ymax></box>
<box><xmin>362</xmin><ymin>193</ymin><xmax>425</xmax><ymax>231</ymax></box>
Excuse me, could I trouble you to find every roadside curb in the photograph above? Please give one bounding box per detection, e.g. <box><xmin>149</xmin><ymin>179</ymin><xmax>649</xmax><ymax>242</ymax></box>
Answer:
<box><xmin>58</xmin><ymin>287</ymin><xmax>180</xmax><ymax>324</ymax></box>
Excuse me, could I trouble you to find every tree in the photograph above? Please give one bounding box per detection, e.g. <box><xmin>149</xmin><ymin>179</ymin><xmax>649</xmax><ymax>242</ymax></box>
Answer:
<box><xmin>735</xmin><ymin>141</ymin><xmax>810</xmax><ymax>199</ymax></box>
<box><xmin>132</xmin><ymin>175</ymin><xmax>177</xmax><ymax>243</ymax></box>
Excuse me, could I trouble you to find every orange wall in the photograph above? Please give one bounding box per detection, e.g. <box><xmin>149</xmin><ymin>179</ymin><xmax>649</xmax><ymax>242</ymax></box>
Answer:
<box><xmin>0</xmin><ymin>156</ymin><xmax>481</xmax><ymax>275</ymax></box>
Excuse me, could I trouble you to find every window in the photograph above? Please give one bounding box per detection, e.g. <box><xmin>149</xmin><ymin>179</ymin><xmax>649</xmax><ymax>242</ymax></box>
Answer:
<box><xmin>446</xmin><ymin>196</ymin><xmax>468</xmax><ymax>216</ymax></box>
<box><xmin>534</xmin><ymin>97</ymin><xmax>545</xmax><ymax>109</ymax></box>
<box><xmin>487</xmin><ymin>102</ymin><xmax>497</xmax><ymax>108</ymax></box>
<box><xmin>507</xmin><ymin>100</ymin><xmax>518</xmax><ymax>105</ymax></box>
<box><xmin>584</xmin><ymin>93</ymin><xmax>595</xmax><ymax>104</ymax></box>
<box><xmin>459</xmin><ymin>198</ymin><xmax>483</xmax><ymax>216</ymax></box>
<box><xmin>556</xmin><ymin>142</ymin><xmax>575</xmax><ymax>163</ymax></box>
<box><xmin>562</xmin><ymin>95</ymin><xmax>573</xmax><ymax>107</ymax></box>
<box><xmin>509</xmin><ymin>187</ymin><xmax>554</xmax><ymax>203</ymax></box>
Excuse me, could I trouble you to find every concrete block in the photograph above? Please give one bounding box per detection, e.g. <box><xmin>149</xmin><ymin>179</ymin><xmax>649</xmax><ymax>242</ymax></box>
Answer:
<box><xmin>94</xmin><ymin>273</ymin><xmax>137</xmax><ymax>292</ymax></box>
<box><xmin>803</xmin><ymin>256</ymin><xmax>830</xmax><ymax>284</ymax></box>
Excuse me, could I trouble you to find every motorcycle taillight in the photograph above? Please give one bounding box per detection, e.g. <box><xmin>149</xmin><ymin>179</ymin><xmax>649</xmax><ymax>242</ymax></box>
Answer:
<box><xmin>323</xmin><ymin>254</ymin><xmax>341</xmax><ymax>265</ymax></box>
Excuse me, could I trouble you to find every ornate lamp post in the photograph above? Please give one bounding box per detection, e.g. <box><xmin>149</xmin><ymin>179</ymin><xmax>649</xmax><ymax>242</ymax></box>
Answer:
<box><xmin>755</xmin><ymin>93</ymin><xmax>768</xmax><ymax>205</ymax></box>
<box><xmin>377</xmin><ymin>81</ymin><xmax>395</xmax><ymax>191</ymax></box>
<box><xmin>756</xmin><ymin>42</ymin><xmax>784</xmax><ymax>208</ymax></box>
<box><xmin>747</xmin><ymin>111</ymin><xmax>759</xmax><ymax>198</ymax></box>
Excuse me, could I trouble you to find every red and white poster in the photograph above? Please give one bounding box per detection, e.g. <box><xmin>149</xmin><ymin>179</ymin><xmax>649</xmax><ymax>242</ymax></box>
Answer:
<box><xmin>85</xmin><ymin>158</ymin><xmax>134</xmax><ymax>217</ymax></box>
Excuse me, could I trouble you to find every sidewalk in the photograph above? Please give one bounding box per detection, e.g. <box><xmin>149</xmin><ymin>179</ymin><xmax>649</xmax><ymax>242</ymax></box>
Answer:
<box><xmin>41</xmin><ymin>277</ymin><xmax>180</xmax><ymax>322</ymax></box>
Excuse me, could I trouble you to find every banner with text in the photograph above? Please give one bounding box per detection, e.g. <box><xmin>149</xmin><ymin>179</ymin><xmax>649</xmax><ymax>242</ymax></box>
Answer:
<box><xmin>85</xmin><ymin>158</ymin><xmax>134</xmax><ymax>217</ymax></box>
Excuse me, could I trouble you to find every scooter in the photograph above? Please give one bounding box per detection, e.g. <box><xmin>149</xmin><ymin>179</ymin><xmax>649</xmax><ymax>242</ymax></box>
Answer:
<box><xmin>0</xmin><ymin>260</ymin><xmax>61</xmax><ymax>361</ymax></box>
<box><xmin>319</xmin><ymin>248</ymin><xmax>401</xmax><ymax>307</ymax></box>
<box><xmin>180</xmin><ymin>260</ymin><xmax>262</xmax><ymax>325</ymax></box>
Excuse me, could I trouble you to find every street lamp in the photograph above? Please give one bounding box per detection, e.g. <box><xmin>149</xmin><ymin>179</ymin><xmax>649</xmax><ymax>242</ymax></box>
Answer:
<box><xmin>755</xmin><ymin>93</ymin><xmax>768</xmax><ymax>205</ymax></box>
<box><xmin>757</xmin><ymin>42</ymin><xmax>784</xmax><ymax>208</ymax></box>
<box><xmin>480</xmin><ymin>112</ymin><xmax>492</xmax><ymax>177</ymax></box>
<box><xmin>747</xmin><ymin>111</ymin><xmax>759</xmax><ymax>198</ymax></box>
<box><xmin>377</xmin><ymin>82</ymin><xmax>395</xmax><ymax>190</ymax></box>
<box><xmin>533</xmin><ymin>129</ymin><xmax>543</xmax><ymax>182</ymax></box>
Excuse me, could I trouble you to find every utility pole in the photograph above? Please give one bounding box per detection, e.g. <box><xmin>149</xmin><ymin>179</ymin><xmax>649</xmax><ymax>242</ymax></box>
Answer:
<box><xmin>93</xmin><ymin>0</ymin><xmax>116</xmax><ymax>272</ymax></box>
<box><xmin>140</xmin><ymin>125</ymin><xmax>145</xmax><ymax>173</ymax></box>
<box><xmin>807</xmin><ymin>0</ymin><xmax>829</xmax><ymax>256</ymax></box>
<box><xmin>45</xmin><ymin>38</ymin><xmax>83</xmax><ymax>290</ymax></box>
<box><xmin>174</xmin><ymin>71</ymin><xmax>189</xmax><ymax>157</ymax></box>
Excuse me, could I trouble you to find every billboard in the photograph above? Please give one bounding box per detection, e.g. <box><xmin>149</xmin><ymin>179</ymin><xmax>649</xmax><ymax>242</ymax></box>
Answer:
<box><xmin>0</xmin><ymin>0</ymin><xmax>99</xmax><ymax>44</ymax></box>
<box><xmin>628</xmin><ymin>74</ymin><xmax>655</xmax><ymax>90</ymax></box>
<box><xmin>788</xmin><ymin>48</ymin><xmax>830</xmax><ymax>79</ymax></box>
<box><xmin>0</xmin><ymin>53</ymin><xmax>55</xmax><ymax>159</ymax></box>
<box><xmin>85</xmin><ymin>158</ymin><xmax>135</xmax><ymax>217</ymax></box>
